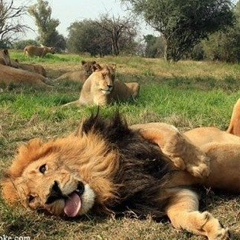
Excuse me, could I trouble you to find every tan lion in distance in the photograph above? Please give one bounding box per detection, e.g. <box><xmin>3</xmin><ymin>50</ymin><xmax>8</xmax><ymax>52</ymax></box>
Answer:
<box><xmin>0</xmin><ymin>49</ymin><xmax>47</xmax><ymax>76</ymax></box>
<box><xmin>54</xmin><ymin>60</ymin><xmax>101</xmax><ymax>83</ymax></box>
<box><xmin>13</xmin><ymin>59</ymin><xmax>47</xmax><ymax>77</ymax></box>
<box><xmin>63</xmin><ymin>64</ymin><xmax>140</xmax><ymax>107</ymax></box>
<box><xmin>4</xmin><ymin>98</ymin><xmax>240</xmax><ymax>239</ymax></box>
<box><xmin>0</xmin><ymin>49</ymin><xmax>50</xmax><ymax>88</ymax></box>
<box><xmin>0</xmin><ymin>64</ymin><xmax>51</xmax><ymax>89</ymax></box>
<box><xmin>24</xmin><ymin>45</ymin><xmax>55</xmax><ymax>58</ymax></box>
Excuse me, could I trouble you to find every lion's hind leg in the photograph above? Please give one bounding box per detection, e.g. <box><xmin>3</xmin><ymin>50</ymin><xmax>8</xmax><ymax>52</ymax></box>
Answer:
<box><xmin>166</xmin><ymin>189</ymin><xmax>230</xmax><ymax>240</ymax></box>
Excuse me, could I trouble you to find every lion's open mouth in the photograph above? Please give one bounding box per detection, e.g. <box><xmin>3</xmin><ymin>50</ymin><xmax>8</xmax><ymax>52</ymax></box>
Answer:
<box><xmin>64</xmin><ymin>182</ymin><xmax>85</xmax><ymax>217</ymax></box>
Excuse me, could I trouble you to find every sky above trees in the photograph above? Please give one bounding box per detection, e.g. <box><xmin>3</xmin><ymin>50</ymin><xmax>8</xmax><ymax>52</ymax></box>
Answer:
<box><xmin>17</xmin><ymin>0</ymin><xmax>156</xmax><ymax>40</ymax></box>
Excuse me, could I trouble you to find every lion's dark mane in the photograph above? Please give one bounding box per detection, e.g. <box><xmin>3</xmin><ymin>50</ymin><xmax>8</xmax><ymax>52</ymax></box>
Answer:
<box><xmin>81</xmin><ymin>112</ymin><xmax>176</xmax><ymax>219</ymax></box>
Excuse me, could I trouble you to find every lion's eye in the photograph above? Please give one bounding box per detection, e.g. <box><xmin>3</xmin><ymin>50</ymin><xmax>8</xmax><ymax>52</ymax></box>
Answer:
<box><xmin>39</xmin><ymin>164</ymin><xmax>48</xmax><ymax>174</ymax></box>
<box><xmin>28</xmin><ymin>195</ymin><xmax>35</xmax><ymax>204</ymax></box>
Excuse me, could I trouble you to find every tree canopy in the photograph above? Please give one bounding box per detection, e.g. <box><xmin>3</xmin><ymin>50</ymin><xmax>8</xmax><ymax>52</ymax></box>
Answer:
<box><xmin>122</xmin><ymin>0</ymin><xmax>234</xmax><ymax>61</ymax></box>
<box><xmin>96</xmin><ymin>14</ymin><xmax>137</xmax><ymax>56</ymax></box>
<box><xmin>67</xmin><ymin>16</ymin><xmax>138</xmax><ymax>56</ymax></box>
<box><xmin>67</xmin><ymin>20</ymin><xmax>109</xmax><ymax>56</ymax></box>
<box><xmin>199</xmin><ymin>0</ymin><xmax>240</xmax><ymax>63</ymax></box>
<box><xmin>0</xmin><ymin>0</ymin><xmax>29</xmax><ymax>47</ymax></box>
<box><xmin>28</xmin><ymin>0</ymin><xmax>66</xmax><ymax>50</ymax></box>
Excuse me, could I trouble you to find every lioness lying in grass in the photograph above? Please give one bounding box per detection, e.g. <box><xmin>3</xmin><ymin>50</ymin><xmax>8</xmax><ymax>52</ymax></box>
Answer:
<box><xmin>63</xmin><ymin>64</ymin><xmax>140</xmax><ymax>107</ymax></box>
<box><xmin>0</xmin><ymin>49</ymin><xmax>50</xmax><ymax>89</ymax></box>
<box><xmin>12</xmin><ymin>59</ymin><xmax>47</xmax><ymax>77</ymax></box>
<box><xmin>0</xmin><ymin>64</ymin><xmax>52</xmax><ymax>89</ymax></box>
<box><xmin>54</xmin><ymin>60</ymin><xmax>101</xmax><ymax>83</ymax></box>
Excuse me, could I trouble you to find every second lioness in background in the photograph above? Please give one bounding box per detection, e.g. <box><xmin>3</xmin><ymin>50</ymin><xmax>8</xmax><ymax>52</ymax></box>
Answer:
<box><xmin>54</xmin><ymin>60</ymin><xmax>100</xmax><ymax>83</ymax></box>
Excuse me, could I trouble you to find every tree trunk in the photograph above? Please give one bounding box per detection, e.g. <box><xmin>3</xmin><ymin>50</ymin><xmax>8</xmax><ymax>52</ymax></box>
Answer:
<box><xmin>163</xmin><ymin>36</ymin><xmax>181</xmax><ymax>62</ymax></box>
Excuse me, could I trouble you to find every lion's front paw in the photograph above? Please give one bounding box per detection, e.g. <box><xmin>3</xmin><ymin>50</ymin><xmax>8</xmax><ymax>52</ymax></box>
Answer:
<box><xmin>171</xmin><ymin>157</ymin><xmax>186</xmax><ymax>170</ymax></box>
<box><xmin>170</xmin><ymin>155</ymin><xmax>210</xmax><ymax>178</ymax></box>
<box><xmin>201</xmin><ymin>212</ymin><xmax>231</xmax><ymax>240</ymax></box>
<box><xmin>187</xmin><ymin>161</ymin><xmax>210</xmax><ymax>178</ymax></box>
<box><xmin>209</xmin><ymin>228</ymin><xmax>231</xmax><ymax>240</ymax></box>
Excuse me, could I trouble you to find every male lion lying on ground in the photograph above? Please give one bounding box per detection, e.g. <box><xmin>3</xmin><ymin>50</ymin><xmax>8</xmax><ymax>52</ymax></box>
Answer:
<box><xmin>3</xmin><ymin>99</ymin><xmax>240</xmax><ymax>239</ymax></box>
<box><xmin>24</xmin><ymin>45</ymin><xmax>55</xmax><ymax>58</ymax></box>
<box><xmin>63</xmin><ymin>64</ymin><xmax>140</xmax><ymax>107</ymax></box>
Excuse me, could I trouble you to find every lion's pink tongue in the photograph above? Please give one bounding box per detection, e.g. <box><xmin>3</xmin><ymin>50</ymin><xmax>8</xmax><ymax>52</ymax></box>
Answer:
<box><xmin>64</xmin><ymin>193</ymin><xmax>81</xmax><ymax>217</ymax></box>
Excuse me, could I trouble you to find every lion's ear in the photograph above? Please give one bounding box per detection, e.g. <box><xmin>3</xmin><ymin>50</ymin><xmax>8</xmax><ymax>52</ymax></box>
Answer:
<box><xmin>81</xmin><ymin>60</ymin><xmax>86</xmax><ymax>65</ymax></box>
<box><xmin>111</xmin><ymin>64</ymin><xmax>116</xmax><ymax>71</ymax></box>
<box><xmin>3</xmin><ymin>49</ymin><xmax>9</xmax><ymax>56</ymax></box>
<box><xmin>92</xmin><ymin>63</ymin><xmax>102</xmax><ymax>72</ymax></box>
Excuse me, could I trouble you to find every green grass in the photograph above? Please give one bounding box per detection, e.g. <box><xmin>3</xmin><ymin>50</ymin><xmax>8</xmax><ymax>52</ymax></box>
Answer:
<box><xmin>1</xmin><ymin>54</ymin><xmax>240</xmax><ymax>239</ymax></box>
<box><xmin>11</xmin><ymin>51</ymin><xmax>84</xmax><ymax>64</ymax></box>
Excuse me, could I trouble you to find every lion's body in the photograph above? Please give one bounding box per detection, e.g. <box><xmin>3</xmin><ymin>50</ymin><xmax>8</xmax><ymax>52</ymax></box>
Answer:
<box><xmin>0</xmin><ymin>64</ymin><xmax>51</xmax><ymax>88</ymax></box>
<box><xmin>18</xmin><ymin>62</ymin><xmax>47</xmax><ymax>77</ymax></box>
<box><xmin>184</xmin><ymin>127</ymin><xmax>240</xmax><ymax>192</ymax></box>
<box><xmin>125</xmin><ymin>82</ymin><xmax>140</xmax><ymax>98</ymax></box>
<box><xmin>63</xmin><ymin>65</ymin><xmax>139</xmax><ymax>107</ymax></box>
<box><xmin>0</xmin><ymin>49</ymin><xmax>48</xmax><ymax>87</ymax></box>
<box><xmin>12</xmin><ymin>60</ymin><xmax>47</xmax><ymax>77</ymax></box>
<box><xmin>132</xmin><ymin>102</ymin><xmax>240</xmax><ymax>195</ymax></box>
<box><xmin>54</xmin><ymin>61</ymin><xmax>99</xmax><ymax>83</ymax></box>
<box><xmin>24</xmin><ymin>45</ymin><xmax>55</xmax><ymax>58</ymax></box>
<box><xmin>112</xmin><ymin>80</ymin><xmax>140</xmax><ymax>101</ymax></box>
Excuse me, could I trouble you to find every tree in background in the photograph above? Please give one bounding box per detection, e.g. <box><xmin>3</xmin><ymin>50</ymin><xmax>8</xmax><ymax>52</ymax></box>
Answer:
<box><xmin>67</xmin><ymin>17</ymin><xmax>138</xmax><ymax>56</ymax></box>
<box><xmin>202</xmin><ymin>1</ymin><xmax>240</xmax><ymax>63</ymax></box>
<box><xmin>13</xmin><ymin>39</ymin><xmax>38</xmax><ymax>50</ymax></box>
<box><xmin>0</xmin><ymin>0</ymin><xmax>29</xmax><ymax>48</ymax></box>
<box><xmin>143</xmin><ymin>34</ymin><xmax>165</xmax><ymax>58</ymax></box>
<box><xmin>28</xmin><ymin>0</ymin><xmax>66</xmax><ymax>51</ymax></box>
<box><xmin>67</xmin><ymin>20</ymin><xmax>111</xmax><ymax>56</ymax></box>
<box><xmin>96</xmin><ymin>14</ymin><xmax>137</xmax><ymax>56</ymax></box>
<box><xmin>121</xmin><ymin>0</ymin><xmax>234</xmax><ymax>61</ymax></box>
<box><xmin>202</xmin><ymin>30</ymin><xmax>240</xmax><ymax>62</ymax></box>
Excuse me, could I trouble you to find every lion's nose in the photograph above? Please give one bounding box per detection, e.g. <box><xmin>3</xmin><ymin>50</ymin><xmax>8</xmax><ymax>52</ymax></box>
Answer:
<box><xmin>52</xmin><ymin>181</ymin><xmax>62</xmax><ymax>194</ymax></box>
<box><xmin>45</xmin><ymin>181</ymin><xmax>63</xmax><ymax>204</ymax></box>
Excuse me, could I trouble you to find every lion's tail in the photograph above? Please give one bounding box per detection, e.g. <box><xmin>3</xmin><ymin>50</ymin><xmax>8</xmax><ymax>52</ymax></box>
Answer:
<box><xmin>61</xmin><ymin>100</ymin><xmax>81</xmax><ymax>108</ymax></box>
<box><xmin>227</xmin><ymin>98</ymin><xmax>240</xmax><ymax>136</ymax></box>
